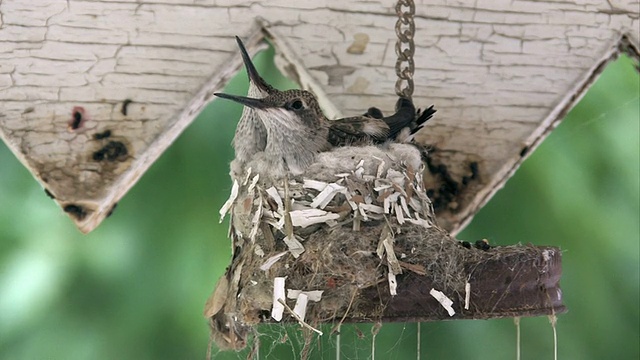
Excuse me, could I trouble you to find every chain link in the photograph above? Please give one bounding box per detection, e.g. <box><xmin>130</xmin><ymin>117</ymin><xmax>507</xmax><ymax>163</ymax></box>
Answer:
<box><xmin>394</xmin><ymin>0</ymin><xmax>415</xmax><ymax>100</ymax></box>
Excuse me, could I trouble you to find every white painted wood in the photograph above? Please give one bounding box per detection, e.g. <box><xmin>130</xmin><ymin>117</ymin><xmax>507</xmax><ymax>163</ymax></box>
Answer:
<box><xmin>0</xmin><ymin>0</ymin><xmax>637</xmax><ymax>233</ymax></box>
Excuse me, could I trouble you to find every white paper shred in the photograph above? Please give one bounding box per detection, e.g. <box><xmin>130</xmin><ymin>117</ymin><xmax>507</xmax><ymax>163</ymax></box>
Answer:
<box><xmin>430</xmin><ymin>288</ymin><xmax>455</xmax><ymax>316</ymax></box>
<box><xmin>352</xmin><ymin>215</ymin><xmax>361</xmax><ymax>231</ymax></box>
<box><xmin>219</xmin><ymin>179</ymin><xmax>239</xmax><ymax>222</ymax></box>
<box><xmin>290</xmin><ymin>202</ymin><xmax>310</xmax><ymax>211</ymax></box>
<box><xmin>408</xmin><ymin>197</ymin><xmax>422</xmax><ymax>212</ymax></box>
<box><xmin>359</xmin><ymin>203</ymin><xmax>384</xmax><ymax>214</ymax></box>
<box><xmin>343</xmin><ymin>191</ymin><xmax>358</xmax><ymax>210</ymax></box>
<box><xmin>354</xmin><ymin>159</ymin><xmax>365</xmax><ymax>179</ymax></box>
<box><xmin>383</xmin><ymin>192</ymin><xmax>400</xmax><ymax>214</ymax></box>
<box><xmin>464</xmin><ymin>282</ymin><xmax>471</xmax><ymax>310</ymax></box>
<box><xmin>400</xmin><ymin>196</ymin><xmax>411</xmax><ymax>217</ymax></box>
<box><xmin>254</xmin><ymin>245</ymin><xmax>265</xmax><ymax>257</ymax></box>
<box><xmin>277</xmin><ymin>299</ymin><xmax>323</xmax><ymax>335</ymax></box>
<box><xmin>292</xmin><ymin>293</ymin><xmax>309</xmax><ymax>322</ymax></box>
<box><xmin>326</xmin><ymin>219</ymin><xmax>338</xmax><ymax>227</ymax></box>
<box><xmin>287</xmin><ymin>290</ymin><xmax>324</xmax><ymax>302</ymax></box>
<box><xmin>303</xmin><ymin>179</ymin><xmax>328</xmax><ymax>191</ymax></box>
<box><xmin>289</xmin><ymin>209</ymin><xmax>340</xmax><ymax>228</ymax></box>
<box><xmin>388</xmin><ymin>272</ymin><xmax>398</xmax><ymax>296</ymax></box>
<box><xmin>374</xmin><ymin>183</ymin><xmax>392</xmax><ymax>192</ymax></box>
<box><xmin>272</xmin><ymin>277</ymin><xmax>286</xmax><ymax>321</ymax></box>
<box><xmin>249</xmin><ymin>197</ymin><xmax>262</xmax><ymax>241</ymax></box>
<box><xmin>263</xmin><ymin>215</ymin><xmax>283</xmax><ymax>230</ymax></box>
<box><xmin>283</xmin><ymin>235</ymin><xmax>305</xmax><ymax>258</ymax></box>
<box><xmin>260</xmin><ymin>251</ymin><xmax>288</xmax><ymax>271</ymax></box>
<box><xmin>406</xmin><ymin>213</ymin><xmax>432</xmax><ymax>228</ymax></box>
<box><xmin>394</xmin><ymin>202</ymin><xmax>405</xmax><ymax>224</ymax></box>
<box><xmin>309</xmin><ymin>183</ymin><xmax>346</xmax><ymax>209</ymax></box>
<box><xmin>242</xmin><ymin>167</ymin><xmax>252</xmax><ymax>185</ymax></box>
<box><xmin>358</xmin><ymin>203</ymin><xmax>369</xmax><ymax>221</ymax></box>
<box><xmin>266</xmin><ymin>186</ymin><xmax>283</xmax><ymax>211</ymax></box>
<box><xmin>383</xmin><ymin>237</ymin><xmax>402</xmax><ymax>275</ymax></box>
<box><xmin>387</xmin><ymin>168</ymin><xmax>405</xmax><ymax>183</ymax></box>
<box><xmin>247</xmin><ymin>173</ymin><xmax>260</xmax><ymax>192</ymax></box>
<box><xmin>376</xmin><ymin>237</ymin><xmax>385</xmax><ymax>259</ymax></box>
<box><xmin>376</xmin><ymin>160</ymin><xmax>386</xmax><ymax>178</ymax></box>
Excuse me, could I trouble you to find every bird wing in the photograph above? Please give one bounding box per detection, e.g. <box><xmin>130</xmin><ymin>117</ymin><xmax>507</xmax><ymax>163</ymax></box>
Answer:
<box><xmin>382</xmin><ymin>97</ymin><xmax>416</xmax><ymax>139</ymax></box>
<box><xmin>383</xmin><ymin>97</ymin><xmax>437</xmax><ymax>142</ymax></box>
<box><xmin>328</xmin><ymin>97</ymin><xmax>437</xmax><ymax>146</ymax></box>
<box><xmin>328</xmin><ymin>116</ymin><xmax>390</xmax><ymax>146</ymax></box>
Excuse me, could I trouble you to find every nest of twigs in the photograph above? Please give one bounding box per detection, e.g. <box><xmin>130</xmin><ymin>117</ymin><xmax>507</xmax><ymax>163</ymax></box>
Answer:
<box><xmin>206</xmin><ymin>144</ymin><xmax>564</xmax><ymax>352</ymax></box>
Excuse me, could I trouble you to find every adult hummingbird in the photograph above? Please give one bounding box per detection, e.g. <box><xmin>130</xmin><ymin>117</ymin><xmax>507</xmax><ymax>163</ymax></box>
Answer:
<box><xmin>231</xmin><ymin>36</ymin><xmax>275</xmax><ymax>168</ymax></box>
<box><xmin>217</xmin><ymin>88</ymin><xmax>340</xmax><ymax>175</ymax></box>
<box><xmin>220</xmin><ymin>37</ymin><xmax>436</xmax><ymax>176</ymax></box>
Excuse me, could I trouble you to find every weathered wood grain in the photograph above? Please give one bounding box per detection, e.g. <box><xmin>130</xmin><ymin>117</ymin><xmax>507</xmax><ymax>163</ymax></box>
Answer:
<box><xmin>0</xmin><ymin>0</ymin><xmax>637</xmax><ymax>233</ymax></box>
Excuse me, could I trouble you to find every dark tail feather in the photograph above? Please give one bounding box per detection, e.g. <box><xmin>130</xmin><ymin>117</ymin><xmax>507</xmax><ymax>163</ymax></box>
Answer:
<box><xmin>384</xmin><ymin>97</ymin><xmax>417</xmax><ymax>140</ymax></box>
<box><xmin>359</xmin><ymin>97</ymin><xmax>436</xmax><ymax>142</ymax></box>
<box><xmin>411</xmin><ymin>105</ymin><xmax>436</xmax><ymax>136</ymax></box>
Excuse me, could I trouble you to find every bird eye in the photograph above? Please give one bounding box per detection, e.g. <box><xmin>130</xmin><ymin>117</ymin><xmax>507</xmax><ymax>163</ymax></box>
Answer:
<box><xmin>288</xmin><ymin>99</ymin><xmax>304</xmax><ymax>110</ymax></box>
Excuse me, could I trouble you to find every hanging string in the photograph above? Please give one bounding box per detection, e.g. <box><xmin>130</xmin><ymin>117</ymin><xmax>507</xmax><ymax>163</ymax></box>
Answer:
<box><xmin>549</xmin><ymin>314</ymin><xmax>558</xmax><ymax>360</ymax></box>
<box><xmin>416</xmin><ymin>322</ymin><xmax>421</xmax><ymax>360</ymax></box>
<box><xmin>371</xmin><ymin>322</ymin><xmax>382</xmax><ymax>360</ymax></box>
<box><xmin>514</xmin><ymin>317</ymin><xmax>521</xmax><ymax>360</ymax></box>
<box><xmin>335</xmin><ymin>323</ymin><xmax>341</xmax><ymax>360</ymax></box>
<box><xmin>395</xmin><ymin>0</ymin><xmax>416</xmax><ymax>100</ymax></box>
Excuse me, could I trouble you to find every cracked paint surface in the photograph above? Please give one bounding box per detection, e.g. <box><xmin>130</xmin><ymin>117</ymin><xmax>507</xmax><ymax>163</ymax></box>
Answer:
<box><xmin>0</xmin><ymin>0</ymin><xmax>637</xmax><ymax>233</ymax></box>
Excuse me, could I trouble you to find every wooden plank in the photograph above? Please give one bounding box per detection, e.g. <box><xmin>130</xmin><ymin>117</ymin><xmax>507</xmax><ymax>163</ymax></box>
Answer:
<box><xmin>0</xmin><ymin>0</ymin><xmax>637</xmax><ymax>232</ymax></box>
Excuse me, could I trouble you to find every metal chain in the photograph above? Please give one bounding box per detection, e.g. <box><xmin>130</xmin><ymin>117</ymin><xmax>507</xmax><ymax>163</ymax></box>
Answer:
<box><xmin>395</xmin><ymin>0</ymin><xmax>415</xmax><ymax>100</ymax></box>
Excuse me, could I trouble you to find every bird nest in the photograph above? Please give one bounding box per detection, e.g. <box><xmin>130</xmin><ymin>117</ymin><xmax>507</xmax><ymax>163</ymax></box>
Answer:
<box><xmin>206</xmin><ymin>143</ymin><xmax>564</xmax><ymax>352</ymax></box>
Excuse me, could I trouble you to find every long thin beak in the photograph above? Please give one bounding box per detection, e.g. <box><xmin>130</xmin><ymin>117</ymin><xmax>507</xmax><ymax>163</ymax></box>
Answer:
<box><xmin>214</xmin><ymin>93</ymin><xmax>268</xmax><ymax>109</ymax></box>
<box><xmin>235</xmin><ymin>36</ymin><xmax>274</xmax><ymax>94</ymax></box>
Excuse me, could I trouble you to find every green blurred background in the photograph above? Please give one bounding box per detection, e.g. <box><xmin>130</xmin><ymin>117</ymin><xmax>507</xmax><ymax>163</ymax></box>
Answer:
<box><xmin>0</xmin><ymin>46</ymin><xmax>638</xmax><ymax>359</ymax></box>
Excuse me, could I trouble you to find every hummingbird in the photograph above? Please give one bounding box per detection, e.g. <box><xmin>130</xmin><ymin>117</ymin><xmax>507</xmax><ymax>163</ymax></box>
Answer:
<box><xmin>230</xmin><ymin>36</ymin><xmax>275</xmax><ymax>169</ymax></box>
<box><xmin>220</xmin><ymin>37</ymin><xmax>436</xmax><ymax>176</ymax></box>
<box><xmin>349</xmin><ymin>98</ymin><xmax>436</xmax><ymax>145</ymax></box>
<box><xmin>217</xmin><ymin>88</ymin><xmax>335</xmax><ymax>175</ymax></box>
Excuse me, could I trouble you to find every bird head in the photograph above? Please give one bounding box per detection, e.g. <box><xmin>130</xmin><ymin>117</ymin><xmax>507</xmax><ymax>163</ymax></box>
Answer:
<box><xmin>215</xmin><ymin>89</ymin><xmax>326</xmax><ymax>131</ymax></box>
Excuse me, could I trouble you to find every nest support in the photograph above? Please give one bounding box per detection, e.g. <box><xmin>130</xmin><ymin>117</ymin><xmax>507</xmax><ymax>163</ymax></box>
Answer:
<box><xmin>207</xmin><ymin>144</ymin><xmax>565</xmax><ymax>351</ymax></box>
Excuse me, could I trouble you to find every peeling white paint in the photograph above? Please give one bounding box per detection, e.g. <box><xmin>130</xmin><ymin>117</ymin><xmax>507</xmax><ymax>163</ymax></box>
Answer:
<box><xmin>0</xmin><ymin>0</ymin><xmax>636</xmax><ymax>233</ymax></box>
